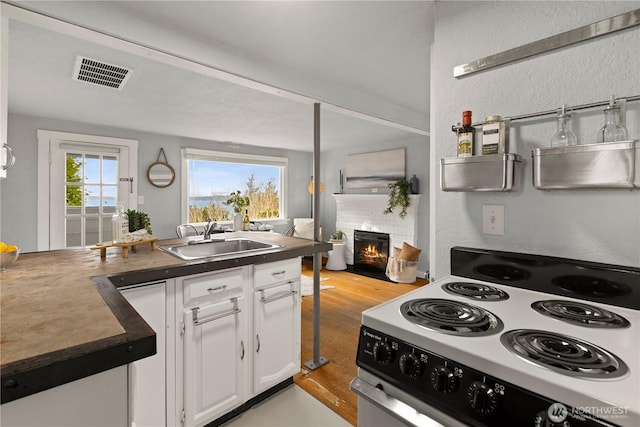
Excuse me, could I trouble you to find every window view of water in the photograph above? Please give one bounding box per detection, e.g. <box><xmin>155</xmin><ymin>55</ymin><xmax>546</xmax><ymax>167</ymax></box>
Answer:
<box><xmin>189</xmin><ymin>195</ymin><xmax>231</xmax><ymax>209</ymax></box>
<box><xmin>85</xmin><ymin>196</ymin><xmax>117</xmax><ymax>207</ymax></box>
<box><xmin>187</xmin><ymin>159</ymin><xmax>282</xmax><ymax>223</ymax></box>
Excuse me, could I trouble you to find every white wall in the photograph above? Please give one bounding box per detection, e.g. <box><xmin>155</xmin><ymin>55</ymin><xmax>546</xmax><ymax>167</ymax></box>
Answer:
<box><xmin>2</xmin><ymin>114</ymin><xmax>312</xmax><ymax>252</ymax></box>
<box><xmin>430</xmin><ymin>1</ymin><xmax>640</xmax><ymax>278</ymax></box>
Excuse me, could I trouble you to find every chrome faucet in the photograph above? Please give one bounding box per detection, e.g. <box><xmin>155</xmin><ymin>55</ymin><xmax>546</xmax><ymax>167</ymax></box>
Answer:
<box><xmin>203</xmin><ymin>220</ymin><xmax>217</xmax><ymax>239</ymax></box>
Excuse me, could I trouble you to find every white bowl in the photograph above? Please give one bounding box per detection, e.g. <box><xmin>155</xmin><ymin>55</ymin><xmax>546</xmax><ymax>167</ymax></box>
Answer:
<box><xmin>0</xmin><ymin>248</ymin><xmax>20</xmax><ymax>271</ymax></box>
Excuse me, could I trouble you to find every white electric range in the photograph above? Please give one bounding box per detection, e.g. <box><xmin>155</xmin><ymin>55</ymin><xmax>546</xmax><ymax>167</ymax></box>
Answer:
<box><xmin>351</xmin><ymin>247</ymin><xmax>639</xmax><ymax>427</ymax></box>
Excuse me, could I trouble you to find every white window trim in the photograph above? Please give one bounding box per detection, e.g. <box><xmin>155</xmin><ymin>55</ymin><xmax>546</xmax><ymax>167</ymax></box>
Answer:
<box><xmin>181</xmin><ymin>148</ymin><xmax>288</xmax><ymax>224</ymax></box>
<box><xmin>37</xmin><ymin>130</ymin><xmax>138</xmax><ymax>251</ymax></box>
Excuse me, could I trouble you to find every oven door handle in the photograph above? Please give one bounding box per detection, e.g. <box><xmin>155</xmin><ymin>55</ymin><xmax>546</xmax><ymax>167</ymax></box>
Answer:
<box><xmin>349</xmin><ymin>377</ymin><xmax>446</xmax><ymax>427</ymax></box>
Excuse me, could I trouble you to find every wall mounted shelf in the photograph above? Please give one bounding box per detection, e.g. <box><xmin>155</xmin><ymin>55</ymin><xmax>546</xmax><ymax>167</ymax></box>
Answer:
<box><xmin>532</xmin><ymin>140</ymin><xmax>639</xmax><ymax>190</ymax></box>
<box><xmin>440</xmin><ymin>154</ymin><xmax>521</xmax><ymax>192</ymax></box>
<box><xmin>445</xmin><ymin>95</ymin><xmax>638</xmax><ymax>193</ymax></box>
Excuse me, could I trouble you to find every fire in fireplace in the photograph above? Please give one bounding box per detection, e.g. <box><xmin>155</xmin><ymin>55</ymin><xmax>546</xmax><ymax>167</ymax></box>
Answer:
<box><xmin>353</xmin><ymin>230</ymin><xmax>390</xmax><ymax>281</ymax></box>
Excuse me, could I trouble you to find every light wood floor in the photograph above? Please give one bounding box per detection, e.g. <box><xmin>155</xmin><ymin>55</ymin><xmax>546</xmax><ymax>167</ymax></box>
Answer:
<box><xmin>294</xmin><ymin>260</ymin><xmax>428</xmax><ymax>426</ymax></box>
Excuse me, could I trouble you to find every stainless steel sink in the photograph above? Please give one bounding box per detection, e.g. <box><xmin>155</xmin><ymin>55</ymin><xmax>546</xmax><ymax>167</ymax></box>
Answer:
<box><xmin>159</xmin><ymin>237</ymin><xmax>283</xmax><ymax>260</ymax></box>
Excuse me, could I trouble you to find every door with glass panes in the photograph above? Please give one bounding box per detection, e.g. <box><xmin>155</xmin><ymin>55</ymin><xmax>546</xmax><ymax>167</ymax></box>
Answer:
<box><xmin>49</xmin><ymin>139</ymin><xmax>132</xmax><ymax>249</ymax></box>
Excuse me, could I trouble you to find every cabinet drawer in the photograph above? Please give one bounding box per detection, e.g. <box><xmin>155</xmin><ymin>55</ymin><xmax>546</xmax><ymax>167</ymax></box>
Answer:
<box><xmin>182</xmin><ymin>268</ymin><xmax>244</xmax><ymax>307</ymax></box>
<box><xmin>254</xmin><ymin>258</ymin><xmax>301</xmax><ymax>289</ymax></box>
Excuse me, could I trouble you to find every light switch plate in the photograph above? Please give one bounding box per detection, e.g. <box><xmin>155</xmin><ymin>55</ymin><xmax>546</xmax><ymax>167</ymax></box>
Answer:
<box><xmin>138</xmin><ymin>195</ymin><xmax>144</xmax><ymax>205</ymax></box>
<box><xmin>483</xmin><ymin>205</ymin><xmax>504</xmax><ymax>235</ymax></box>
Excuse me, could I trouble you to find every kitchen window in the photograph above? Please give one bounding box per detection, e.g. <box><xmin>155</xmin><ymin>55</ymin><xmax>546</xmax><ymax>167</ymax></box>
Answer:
<box><xmin>181</xmin><ymin>148</ymin><xmax>287</xmax><ymax>224</ymax></box>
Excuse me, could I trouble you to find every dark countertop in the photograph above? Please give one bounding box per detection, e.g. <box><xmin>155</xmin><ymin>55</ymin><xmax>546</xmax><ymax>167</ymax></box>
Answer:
<box><xmin>0</xmin><ymin>232</ymin><xmax>330</xmax><ymax>403</ymax></box>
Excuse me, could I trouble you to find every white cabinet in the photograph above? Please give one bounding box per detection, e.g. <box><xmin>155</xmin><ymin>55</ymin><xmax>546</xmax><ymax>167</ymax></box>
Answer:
<box><xmin>0</xmin><ymin>367</ymin><xmax>127</xmax><ymax>427</ymax></box>
<box><xmin>180</xmin><ymin>268</ymin><xmax>250</xmax><ymax>427</ymax></box>
<box><xmin>254</xmin><ymin>257</ymin><xmax>301</xmax><ymax>287</ymax></box>
<box><xmin>253</xmin><ymin>279</ymin><xmax>301</xmax><ymax>394</ymax></box>
<box><xmin>1</xmin><ymin>16</ymin><xmax>10</xmax><ymax>179</ymax></box>
<box><xmin>253</xmin><ymin>258</ymin><xmax>301</xmax><ymax>395</ymax></box>
<box><xmin>120</xmin><ymin>280</ymin><xmax>175</xmax><ymax>427</ymax></box>
<box><xmin>172</xmin><ymin>258</ymin><xmax>301</xmax><ymax>427</ymax></box>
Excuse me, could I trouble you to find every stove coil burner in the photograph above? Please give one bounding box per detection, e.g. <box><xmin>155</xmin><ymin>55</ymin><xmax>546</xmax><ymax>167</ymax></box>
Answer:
<box><xmin>401</xmin><ymin>298</ymin><xmax>503</xmax><ymax>336</ymax></box>
<box><xmin>532</xmin><ymin>300</ymin><xmax>630</xmax><ymax>329</ymax></box>
<box><xmin>442</xmin><ymin>282</ymin><xmax>509</xmax><ymax>301</ymax></box>
<box><xmin>501</xmin><ymin>330</ymin><xmax>628</xmax><ymax>378</ymax></box>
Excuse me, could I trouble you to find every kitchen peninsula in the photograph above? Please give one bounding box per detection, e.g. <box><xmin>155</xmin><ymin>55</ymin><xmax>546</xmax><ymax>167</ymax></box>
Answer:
<box><xmin>1</xmin><ymin>232</ymin><xmax>329</xmax><ymax>425</ymax></box>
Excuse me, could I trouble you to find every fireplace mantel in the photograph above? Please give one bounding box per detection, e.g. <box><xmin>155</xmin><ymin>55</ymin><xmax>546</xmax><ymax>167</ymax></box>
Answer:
<box><xmin>333</xmin><ymin>193</ymin><xmax>420</xmax><ymax>265</ymax></box>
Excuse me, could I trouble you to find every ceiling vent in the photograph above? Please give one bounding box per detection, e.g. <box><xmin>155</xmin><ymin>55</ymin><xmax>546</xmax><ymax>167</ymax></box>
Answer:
<box><xmin>72</xmin><ymin>56</ymin><xmax>132</xmax><ymax>90</ymax></box>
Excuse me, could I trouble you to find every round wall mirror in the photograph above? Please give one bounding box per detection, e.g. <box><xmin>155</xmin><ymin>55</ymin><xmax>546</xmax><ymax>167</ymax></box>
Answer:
<box><xmin>147</xmin><ymin>148</ymin><xmax>175</xmax><ymax>188</ymax></box>
<box><xmin>147</xmin><ymin>162</ymin><xmax>175</xmax><ymax>188</ymax></box>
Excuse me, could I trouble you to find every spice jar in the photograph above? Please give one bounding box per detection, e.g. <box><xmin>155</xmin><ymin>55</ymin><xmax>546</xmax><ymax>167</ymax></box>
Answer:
<box><xmin>482</xmin><ymin>115</ymin><xmax>507</xmax><ymax>155</ymax></box>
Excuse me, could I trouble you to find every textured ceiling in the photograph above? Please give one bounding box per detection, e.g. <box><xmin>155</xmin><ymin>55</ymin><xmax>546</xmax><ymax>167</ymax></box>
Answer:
<box><xmin>6</xmin><ymin>1</ymin><xmax>433</xmax><ymax>152</ymax></box>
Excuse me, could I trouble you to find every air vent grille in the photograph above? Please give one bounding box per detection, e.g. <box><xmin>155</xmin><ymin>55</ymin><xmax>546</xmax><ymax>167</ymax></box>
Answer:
<box><xmin>72</xmin><ymin>56</ymin><xmax>132</xmax><ymax>90</ymax></box>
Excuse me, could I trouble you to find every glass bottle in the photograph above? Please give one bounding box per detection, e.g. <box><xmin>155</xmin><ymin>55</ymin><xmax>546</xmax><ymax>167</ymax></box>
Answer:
<box><xmin>111</xmin><ymin>202</ymin><xmax>129</xmax><ymax>243</ymax></box>
<box><xmin>549</xmin><ymin>104</ymin><xmax>577</xmax><ymax>148</ymax></box>
<box><xmin>597</xmin><ymin>96</ymin><xmax>628</xmax><ymax>143</ymax></box>
<box><xmin>243</xmin><ymin>209</ymin><xmax>250</xmax><ymax>231</ymax></box>
<box><xmin>457</xmin><ymin>110</ymin><xmax>475</xmax><ymax>157</ymax></box>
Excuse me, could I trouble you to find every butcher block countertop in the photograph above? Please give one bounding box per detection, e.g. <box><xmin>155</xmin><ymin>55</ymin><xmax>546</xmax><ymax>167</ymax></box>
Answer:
<box><xmin>0</xmin><ymin>232</ymin><xmax>330</xmax><ymax>403</ymax></box>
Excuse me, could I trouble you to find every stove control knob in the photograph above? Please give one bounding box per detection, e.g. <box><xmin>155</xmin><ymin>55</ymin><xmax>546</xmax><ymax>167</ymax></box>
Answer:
<box><xmin>399</xmin><ymin>353</ymin><xmax>422</xmax><ymax>377</ymax></box>
<box><xmin>467</xmin><ymin>381</ymin><xmax>498</xmax><ymax>415</ymax></box>
<box><xmin>372</xmin><ymin>341</ymin><xmax>393</xmax><ymax>365</ymax></box>
<box><xmin>430</xmin><ymin>365</ymin><xmax>458</xmax><ymax>394</ymax></box>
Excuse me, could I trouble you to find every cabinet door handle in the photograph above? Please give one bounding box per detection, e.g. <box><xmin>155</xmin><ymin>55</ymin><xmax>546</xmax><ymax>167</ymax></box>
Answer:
<box><xmin>192</xmin><ymin>297</ymin><xmax>240</xmax><ymax>326</ymax></box>
<box><xmin>240</xmin><ymin>340</ymin><xmax>245</xmax><ymax>360</ymax></box>
<box><xmin>260</xmin><ymin>289</ymin><xmax>297</xmax><ymax>304</ymax></box>
<box><xmin>206</xmin><ymin>285</ymin><xmax>227</xmax><ymax>293</ymax></box>
<box><xmin>271</xmin><ymin>270</ymin><xmax>286</xmax><ymax>278</ymax></box>
<box><xmin>2</xmin><ymin>144</ymin><xmax>15</xmax><ymax>171</ymax></box>
<box><xmin>256</xmin><ymin>334</ymin><xmax>261</xmax><ymax>353</ymax></box>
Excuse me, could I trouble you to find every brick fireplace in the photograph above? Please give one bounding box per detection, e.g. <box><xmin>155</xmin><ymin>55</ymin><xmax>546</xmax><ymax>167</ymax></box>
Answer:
<box><xmin>333</xmin><ymin>194</ymin><xmax>420</xmax><ymax>266</ymax></box>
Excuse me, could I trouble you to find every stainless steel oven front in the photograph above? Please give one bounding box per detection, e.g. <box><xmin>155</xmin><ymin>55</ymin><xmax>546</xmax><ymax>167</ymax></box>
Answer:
<box><xmin>351</xmin><ymin>369</ymin><xmax>467</xmax><ymax>427</ymax></box>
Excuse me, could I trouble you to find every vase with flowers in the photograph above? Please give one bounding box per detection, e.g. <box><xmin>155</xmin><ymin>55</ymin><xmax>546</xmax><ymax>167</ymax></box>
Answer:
<box><xmin>225</xmin><ymin>191</ymin><xmax>250</xmax><ymax>230</ymax></box>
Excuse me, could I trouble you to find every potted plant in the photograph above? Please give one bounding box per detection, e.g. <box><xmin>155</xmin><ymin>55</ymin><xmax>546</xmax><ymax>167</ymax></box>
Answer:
<box><xmin>331</xmin><ymin>230</ymin><xmax>345</xmax><ymax>242</ymax></box>
<box><xmin>225</xmin><ymin>191</ymin><xmax>250</xmax><ymax>230</ymax></box>
<box><xmin>383</xmin><ymin>178</ymin><xmax>411</xmax><ymax>219</ymax></box>
<box><xmin>126</xmin><ymin>209</ymin><xmax>153</xmax><ymax>235</ymax></box>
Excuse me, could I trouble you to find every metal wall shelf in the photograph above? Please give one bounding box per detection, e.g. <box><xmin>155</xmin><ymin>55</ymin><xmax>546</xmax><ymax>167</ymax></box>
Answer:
<box><xmin>532</xmin><ymin>140</ymin><xmax>639</xmax><ymax>190</ymax></box>
<box><xmin>441</xmin><ymin>154</ymin><xmax>521</xmax><ymax>192</ymax></box>
<box><xmin>444</xmin><ymin>95</ymin><xmax>638</xmax><ymax>192</ymax></box>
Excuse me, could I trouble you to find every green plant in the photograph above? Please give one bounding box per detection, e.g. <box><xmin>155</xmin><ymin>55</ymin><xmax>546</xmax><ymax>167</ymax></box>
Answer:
<box><xmin>224</xmin><ymin>190</ymin><xmax>250</xmax><ymax>213</ymax></box>
<box><xmin>126</xmin><ymin>209</ymin><xmax>153</xmax><ymax>235</ymax></box>
<box><xmin>331</xmin><ymin>230</ymin><xmax>345</xmax><ymax>241</ymax></box>
<box><xmin>383</xmin><ymin>178</ymin><xmax>411</xmax><ymax>219</ymax></box>
<box><xmin>65</xmin><ymin>156</ymin><xmax>84</xmax><ymax>206</ymax></box>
